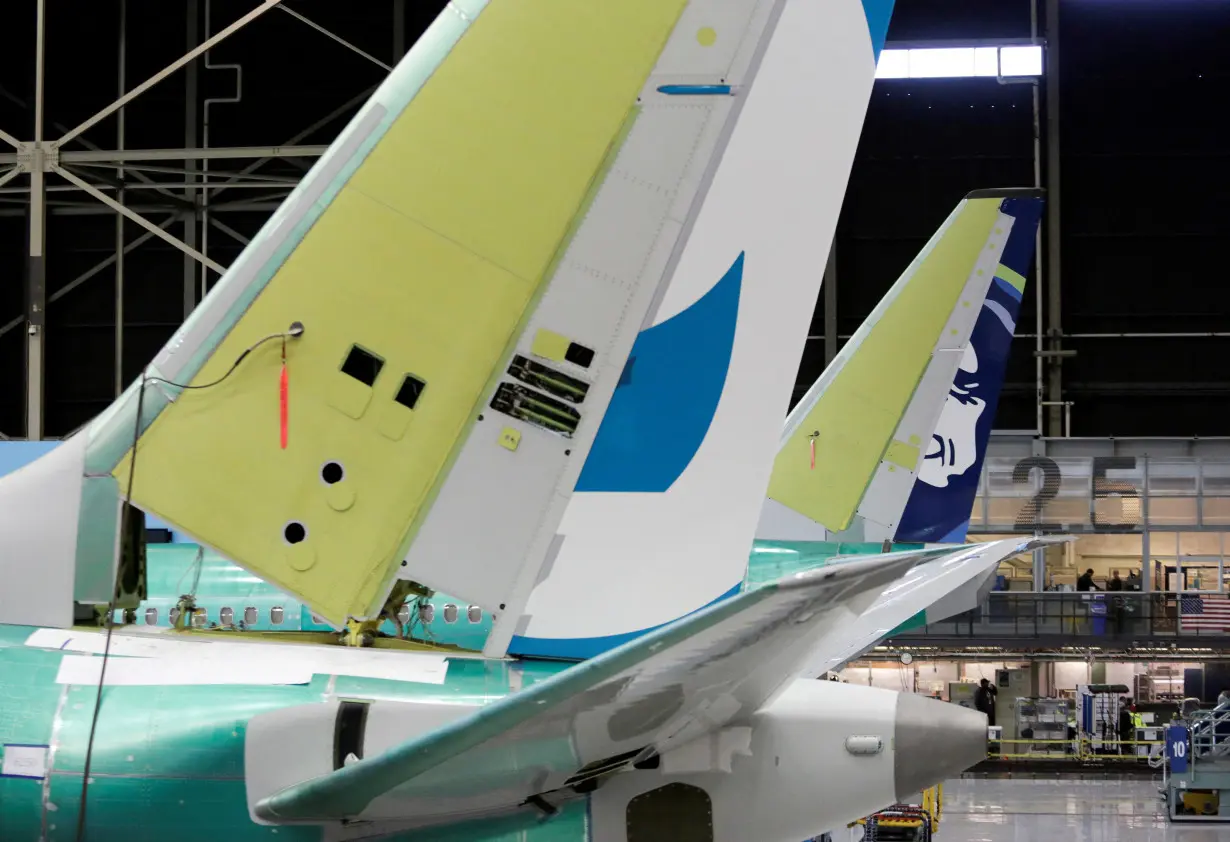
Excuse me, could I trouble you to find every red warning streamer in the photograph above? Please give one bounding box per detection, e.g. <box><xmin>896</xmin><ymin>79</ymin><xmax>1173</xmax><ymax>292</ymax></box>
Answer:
<box><xmin>280</xmin><ymin>338</ymin><xmax>289</xmax><ymax>450</ymax></box>
<box><xmin>810</xmin><ymin>437</ymin><xmax>816</xmax><ymax>470</ymax></box>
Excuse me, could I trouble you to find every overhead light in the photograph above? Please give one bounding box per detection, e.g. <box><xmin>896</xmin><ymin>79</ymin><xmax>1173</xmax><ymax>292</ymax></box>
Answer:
<box><xmin>875</xmin><ymin>45</ymin><xmax>1044</xmax><ymax>80</ymax></box>
<box><xmin>1000</xmin><ymin>46</ymin><xmax>1044</xmax><ymax>77</ymax></box>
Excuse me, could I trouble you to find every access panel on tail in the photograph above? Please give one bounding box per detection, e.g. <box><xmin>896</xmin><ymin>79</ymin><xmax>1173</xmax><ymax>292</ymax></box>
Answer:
<box><xmin>761</xmin><ymin>189</ymin><xmax>1045</xmax><ymax>544</ymax></box>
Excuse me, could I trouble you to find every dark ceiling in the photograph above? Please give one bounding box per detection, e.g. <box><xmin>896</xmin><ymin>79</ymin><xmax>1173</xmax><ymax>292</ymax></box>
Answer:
<box><xmin>1</xmin><ymin>0</ymin><xmax>1229</xmax><ymax>438</ymax></box>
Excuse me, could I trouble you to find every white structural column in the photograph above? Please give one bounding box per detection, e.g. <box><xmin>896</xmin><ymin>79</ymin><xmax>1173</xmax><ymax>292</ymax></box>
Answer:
<box><xmin>25</xmin><ymin>0</ymin><xmax>48</xmax><ymax>440</ymax></box>
<box><xmin>184</xmin><ymin>0</ymin><xmax>200</xmax><ymax>318</ymax></box>
<box><xmin>823</xmin><ymin>239</ymin><xmax>837</xmax><ymax>366</ymax></box>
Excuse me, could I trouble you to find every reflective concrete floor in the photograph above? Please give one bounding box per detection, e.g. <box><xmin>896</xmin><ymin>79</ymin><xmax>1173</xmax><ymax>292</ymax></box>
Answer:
<box><xmin>927</xmin><ymin>778</ymin><xmax>1230</xmax><ymax>841</ymax></box>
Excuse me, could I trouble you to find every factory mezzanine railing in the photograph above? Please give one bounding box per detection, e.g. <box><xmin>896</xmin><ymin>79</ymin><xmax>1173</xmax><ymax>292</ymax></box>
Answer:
<box><xmin>890</xmin><ymin>592</ymin><xmax>1230</xmax><ymax>646</ymax></box>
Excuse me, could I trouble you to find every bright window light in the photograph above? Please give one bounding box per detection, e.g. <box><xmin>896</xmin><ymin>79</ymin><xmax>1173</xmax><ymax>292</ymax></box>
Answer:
<box><xmin>875</xmin><ymin>49</ymin><xmax>910</xmax><ymax>79</ymax></box>
<box><xmin>875</xmin><ymin>44</ymin><xmax>1045</xmax><ymax>80</ymax></box>
<box><xmin>910</xmin><ymin>48</ymin><xmax>977</xmax><ymax>78</ymax></box>
<box><xmin>973</xmin><ymin>47</ymin><xmax>1000</xmax><ymax>77</ymax></box>
<box><xmin>1000</xmin><ymin>45</ymin><xmax>1044</xmax><ymax>77</ymax></box>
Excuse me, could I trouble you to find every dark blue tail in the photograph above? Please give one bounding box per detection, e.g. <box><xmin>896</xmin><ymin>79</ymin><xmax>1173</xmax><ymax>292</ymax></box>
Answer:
<box><xmin>895</xmin><ymin>195</ymin><xmax>1044</xmax><ymax>543</ymax></box>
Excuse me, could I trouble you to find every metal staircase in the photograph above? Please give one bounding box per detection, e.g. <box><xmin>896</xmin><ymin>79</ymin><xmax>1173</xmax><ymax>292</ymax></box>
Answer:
<box><xmin>1190</xmin><ymin>704</ymin><xmax>1230</xmax><ymax>760</ymax></box>
<box><xmin>1164</xmin><ymin>701</ymin><xmax>1230</xmax><ymax>821</ymax></box>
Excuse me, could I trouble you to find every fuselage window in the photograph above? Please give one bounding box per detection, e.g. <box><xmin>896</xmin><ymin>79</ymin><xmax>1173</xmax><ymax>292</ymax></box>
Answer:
<box><xmin>145</xmin><ymin>607</ymin><xmax>158</xmax><ymax>626</ymax></box>
<box><xmin>270</xmin><ymin>606</ymin><xmax>285</xmax><ymax>625</ymax></box>
<box><xmin>191</xmin><ymin>608</ymin><xmax>207</xmax><ymax>628</ymax></box>
<box><xmin>169</xmin><ymin>607</ymin><xmax>181</xmax><ymax>625</ymax></box>
<box><xmin>397</xmin><ymin>603</ymin><xmax>411</xmax><ymax>624</ymax></box>
<box><xmin>443</xmin><ymin>603</ymin><xmax>458</xmax><ymax>624</ymax></box>
<box><xmin>467</xmin><ymin>605</ymin><xmax>482</xmax><ymax>624</ymax></box>
<box><xmin>220</xmin><ymin>607</ymin><xmax>234</xmax><ymax>627</ymax></box>
<box><xmin>244</xmin><ymin>607</ymin><xmax>258</xmax><ymax>626</ymax></box>
<box><xmin>419</xmin><ymin>603</ymin><xmax>435</xmax><ymax>625</ymax></box>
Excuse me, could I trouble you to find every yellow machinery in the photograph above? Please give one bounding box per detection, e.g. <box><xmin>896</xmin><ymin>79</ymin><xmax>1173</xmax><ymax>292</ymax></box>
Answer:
<box><xmin>850</xmin><ymin>783</ymin><xmax>943</xmax><ymax>841</ymax></box>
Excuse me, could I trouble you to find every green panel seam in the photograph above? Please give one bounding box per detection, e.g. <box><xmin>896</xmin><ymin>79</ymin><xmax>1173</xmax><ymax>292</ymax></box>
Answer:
<box><xmin>72</xmin><ymin>475</ymin><xmax>122</xmax><ymax>604</ymax></box>
<box><xmin>364</xmin><ymin>104</ymin><xmax>647</xmax><ymax>617</ymax></box>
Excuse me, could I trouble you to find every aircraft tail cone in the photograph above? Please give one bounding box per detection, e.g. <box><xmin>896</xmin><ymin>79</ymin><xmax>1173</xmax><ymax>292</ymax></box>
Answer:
<box><xmin>893</xmin><ymin>691</ymin><xmax>987</xmax><ymax>801</ymax></box>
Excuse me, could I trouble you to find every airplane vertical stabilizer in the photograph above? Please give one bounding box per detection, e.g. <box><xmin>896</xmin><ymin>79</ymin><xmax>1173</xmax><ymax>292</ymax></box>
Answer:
<box><xmin>0</xmin><ymin>2</ymin><xmax>721</xmax><ymax>629</ymax></box>
<box><xmin>502</xmin><ymin>0</ymin><xmax>898</xmax><ymax>660</ymax></box>
<box><xmin>894</xmin><ymin>194</ymin><xmax>1043</xmax><ymax>543</ymax></box>
<box><xmin>758</xmin><ymin>190</ymin><xmax>1045</xmax><ymax>545</ymax></box>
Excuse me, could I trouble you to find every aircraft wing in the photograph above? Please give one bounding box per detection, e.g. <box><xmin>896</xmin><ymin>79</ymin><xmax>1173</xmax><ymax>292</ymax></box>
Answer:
<box><xmin>248</xmin><ymin>549</ymin><xmax>933</xmax><ymax>825</ymax></box>
<box><xmin>799</xmin><ymin>536</ymin><xmax>1073</xmax><ymax>677</ymax></box>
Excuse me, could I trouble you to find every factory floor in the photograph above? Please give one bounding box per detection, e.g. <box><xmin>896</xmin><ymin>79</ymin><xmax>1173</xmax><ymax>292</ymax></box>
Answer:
<box><xmin>911</xmin><ymin>777</ymin><xmax>1227</xmax><ymax>841</ymax></box>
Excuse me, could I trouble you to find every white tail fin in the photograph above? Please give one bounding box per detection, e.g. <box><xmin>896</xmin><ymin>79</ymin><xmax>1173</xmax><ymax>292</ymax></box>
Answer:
<box><xmin>759</xmin><ymin>189</ymin><xmax>1045</xmax><ymax>543</ymax></box>
<box><xmin>503</xmin><ymin>0</ymin><xmax>895</xmax><ymax>659</ymax></box>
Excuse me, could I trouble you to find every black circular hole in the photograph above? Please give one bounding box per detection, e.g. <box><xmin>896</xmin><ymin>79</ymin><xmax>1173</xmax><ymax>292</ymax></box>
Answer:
<box><xmin>477</xmin><ymin>414</ymin><xmax>485</xmax><ymax>422</ymax></box>
<box><xmin>321</xmin><ymin>461</ymin><xmax>344</xmax><ymax>485</ymax></box>
<box><xmin>284</xmin><ymin>522</ymin><xmax>307</xmax><ymax>544</ymax></box>
<box><xmin>499</xmin><ymin>603</ymin><xmax>506</xmax><ymax>610</ymax></box>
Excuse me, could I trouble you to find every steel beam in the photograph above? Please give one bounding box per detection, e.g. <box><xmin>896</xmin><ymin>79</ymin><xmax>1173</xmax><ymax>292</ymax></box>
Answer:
<box><xmin>393</xmin><ymin>0</ymin><xmax>406</xmax><ymax>60</ymax></box>
<box><xmin>61</xmin><ymin>145</ymin><xmax>325</xmax><ymax>163</ymax></box>
<box><xmin>208</xmin><ymin>216</ymin><xmax>251</xmax><ymax>246</ymax></box>
<box><xmin>823</xmin><ymin>239</ymin><xmax>837</xmax><ymax>365</ymax></box>
<box><xmin>208</xmin><ymin>88</ymin><xmax>373</xmax><ymax>199</ymax></box>
<box><xmin>53</xmin><ymin>165</ymin><xmax>224</xmax><ymax>273</ymax></box>
<box><xmin>185</xmin><ymin>0</ymin><xmax>201</xmax><ymax>317</ymax></box>
<box><xmin>1032</xmin><ymin>0</ymin><xmax>1045</xmax><ymax>437</ymax></box>
<box><xmin>1045</xmin><ymin>0</ymin><xmax>1064</xmax><ymax>436</ymax></box>
<box><xmin>76</xmin><ymin>162</ymin><xmax>296</xmax><ymax>183</ymax></box>
<box><xmin>0</xmin><ymin>215</ymin><xmax>180</xmax><ymax>341</ymax></box>
<box><xmin>116</xmin><ymin>0</ymin><xmax>128</xmax><ymax>396</ymax></box>
<box><xmin>0</xmin><ymin>167</ymin><xmax>23</xmax><ymax>190</ymax></box>
<box><xmin>25</xmin><ymin>0</ymin><xmax>48</xmax><ymax>440</ymax></box>
<box><xmin>0</xmin><ymin>201</ymin><xmax>284</xmax><ymax>217</ymax></box>
<box><xmin>56</xmin><ymin>0</ymin><xmax>284</xmax><ymax>149</ymax></box>
<box><xmin>0</xmin><ymin>128</ymin><xmax>21</xmax><ymax>149</ymax></box>
<box><xmin>278</xmin><ymin>5</ymin><xmax>393</xmax><ymax>71</ymax></box>
<box><xmin>0</xmin><ymin>145</ymin><xmax>326</xmax><ymax>166</ymax></box>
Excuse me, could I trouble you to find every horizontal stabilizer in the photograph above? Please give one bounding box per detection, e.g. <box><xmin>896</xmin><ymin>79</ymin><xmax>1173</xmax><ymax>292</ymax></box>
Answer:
<box><xmin>248</xmin><ymin>550</ymin><xmax>934</xmax><ymax>825</ymax></box>
<box><xmin>799</xmin><ymin>536</ymin><xmax>1073</xmax><ymax>676</ymax></box>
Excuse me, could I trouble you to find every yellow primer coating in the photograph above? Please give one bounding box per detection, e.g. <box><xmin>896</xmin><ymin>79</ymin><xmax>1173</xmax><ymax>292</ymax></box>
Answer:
<box><xmin>531</xmin><ymin>328</ymin><xmax>572</xmax><ymax>363</ymax></box>
<box><xmin>884</xmin><ymin>439</ymin><xmax>919</xmax><ymax>470</ymax></box>
<box><xmin>115</xmin><ymin>1</ymin><xmax>688</xmax><ymax>624</ymax></box>
<box><xmin>767</xmin><ymin>198</ymin><xmax>1002</xmax><ymax>531</ymax></box>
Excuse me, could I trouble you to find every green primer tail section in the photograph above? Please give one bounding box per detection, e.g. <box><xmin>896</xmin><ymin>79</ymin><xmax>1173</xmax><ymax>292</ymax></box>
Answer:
<box><xmin>767</xmin><ymin>197</ymin><xmax>1003</xmax><ymax>531</ymax></box>
<box><xmin>102</xmin><ymin>1</ymin><xmax>688</xmax><ymax>626</ymax></box>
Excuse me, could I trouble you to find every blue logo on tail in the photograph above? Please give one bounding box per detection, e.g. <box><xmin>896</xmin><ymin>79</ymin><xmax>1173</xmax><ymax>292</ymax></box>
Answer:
<box><xmin>575</xmin><ymin>254</ymin><xmax>743</xmax><ymax>493</ymax></box>
<box><xmin>896</xmin><ymin>197</ymin><xmax>1043</xmax><ymax>543</ymax></box>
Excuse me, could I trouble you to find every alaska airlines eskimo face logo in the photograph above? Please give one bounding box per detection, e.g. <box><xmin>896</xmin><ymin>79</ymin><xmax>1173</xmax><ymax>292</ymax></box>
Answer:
<box><xmin>919</xmin><ymin>343</ymin><xmax>985</xmax><ymax>489</ymax></box>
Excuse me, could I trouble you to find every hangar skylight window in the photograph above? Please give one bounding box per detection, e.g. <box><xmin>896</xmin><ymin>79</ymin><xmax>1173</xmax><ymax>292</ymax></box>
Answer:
<box><xmin>876</xmin><ymin>45</ymin><xmax>1044</xmax><ymax>80</ymax></box>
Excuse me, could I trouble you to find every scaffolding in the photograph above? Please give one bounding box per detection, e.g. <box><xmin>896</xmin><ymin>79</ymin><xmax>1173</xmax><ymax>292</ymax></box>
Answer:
<box><xmin>0</xmin><ymin>0</ymin><xmax>409</xmax><ymax>439</ymax></box>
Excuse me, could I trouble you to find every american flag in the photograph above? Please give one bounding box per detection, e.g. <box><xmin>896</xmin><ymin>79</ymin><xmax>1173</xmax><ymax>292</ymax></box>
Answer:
<box><xmin>1180</xmin><ymin>594</ymin><xmax>1230</xmax><ymax>632</ymax></box>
